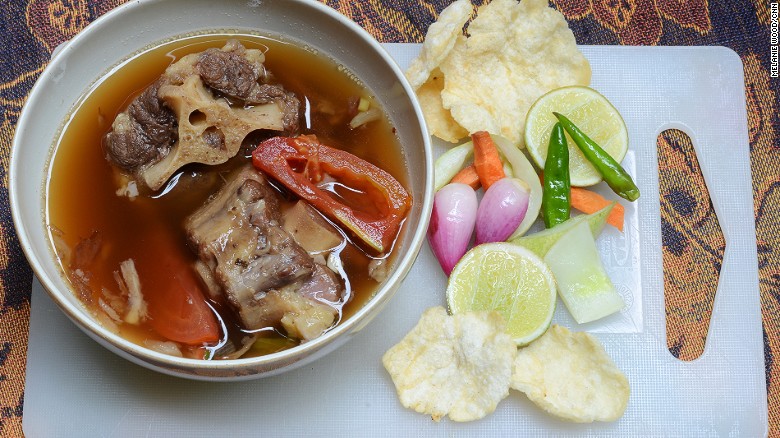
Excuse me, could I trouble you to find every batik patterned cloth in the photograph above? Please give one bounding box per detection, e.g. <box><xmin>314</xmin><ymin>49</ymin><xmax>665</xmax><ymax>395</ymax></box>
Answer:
<box><xmin>0</xmin><ymin>0</ymin><xmax>777</xmax><ymax>435</ymax></box>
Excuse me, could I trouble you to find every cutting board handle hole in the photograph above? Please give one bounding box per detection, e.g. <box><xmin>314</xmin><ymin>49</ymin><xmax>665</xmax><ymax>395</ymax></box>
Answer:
<box><xmin>657</xmin><ymin>128</ymin><xmax>725</xmax><ymax>361</ymax></box>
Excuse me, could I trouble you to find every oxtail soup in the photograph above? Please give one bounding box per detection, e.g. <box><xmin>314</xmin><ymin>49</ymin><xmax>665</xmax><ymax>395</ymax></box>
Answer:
<box><xmin>46</xmin><ymin>34</ymin><xmax>411</xmax><ymax>360</ymax></box>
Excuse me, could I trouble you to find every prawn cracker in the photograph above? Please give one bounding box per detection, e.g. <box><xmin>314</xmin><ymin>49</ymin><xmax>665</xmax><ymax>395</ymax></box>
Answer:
<box><xmin>405</xmin><ymin>0</ymin><xmax>472</xmax><ymax>143</ymax></box>
<box><xmin>440</xmin><ymin>0</ymin><xmax>591</xmax><ymax>146</ymax></box>
<box><xmin>511</xmin><ymin>325</ymin><xmax>630</xmax><ymax>423</ymax></box>
<box><xmin>382</xmin><ymin>306</ymin><xmax>516</xmax><ymax>422</ymax></box>
<box><xmin>405</xmin><ymin>0</ymin><xmax>473</xmax><ymax>89</ymax></box>
<box><xmin>417</xmin><ymin>70</ymin><xmax>469</xmax><ymax>143</ymax></box>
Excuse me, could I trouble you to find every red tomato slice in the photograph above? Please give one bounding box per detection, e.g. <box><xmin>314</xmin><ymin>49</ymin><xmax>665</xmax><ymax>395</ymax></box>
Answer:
<box><xmin>135</xmin><ymin>228</ymin><xmax>221</xmax><ymax>345</ymax></box>
<box><xmin>144</xmin><ymin>253</ymin><xmax>221</xmax><ymax>345</ymax></box>
<box><xmin>252</xmin><ymin>135</ymin><xmax>411</xmax><ymax>254</ymax></box>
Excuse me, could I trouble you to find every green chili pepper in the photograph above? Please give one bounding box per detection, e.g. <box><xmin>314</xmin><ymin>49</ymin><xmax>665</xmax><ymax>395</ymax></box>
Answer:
<box><xmin>553</xmin><ymin>112</ymin><xmax>640</xmax><ymax>202</ymax></box>
<box><xmin>542</xmin><ymin>122</ymin><xmax>570</xmax><ymax>228</ymax></box>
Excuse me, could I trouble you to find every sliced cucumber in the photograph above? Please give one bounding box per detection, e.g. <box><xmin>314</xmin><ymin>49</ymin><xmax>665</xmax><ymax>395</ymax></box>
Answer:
<box><xmin>543</xmin><ymin>220</ymin><xmax>624</xmax><ymax>324</ymax></box>
<box><xmin>510</xmin><ymin>203</ymin><xmax>614</xmax><ymax>258</ymax></box>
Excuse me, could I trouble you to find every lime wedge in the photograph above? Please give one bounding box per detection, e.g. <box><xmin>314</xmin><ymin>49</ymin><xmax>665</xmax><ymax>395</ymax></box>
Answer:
<box><xmin>446</xmin><ymin>243</ymin><xmax>557</xmax><ymax>346</ymax></box>
<box><xmin>525</xmin><ymin>86</ymin><xmax>628</xmax><ymax>187</ymax></box>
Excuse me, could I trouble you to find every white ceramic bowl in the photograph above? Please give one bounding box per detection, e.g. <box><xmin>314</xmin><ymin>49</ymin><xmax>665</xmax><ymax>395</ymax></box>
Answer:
<box><xmin>10</xmin><ymin>0</ymin><xmax>432</xmax><ymax>380</ymax></box>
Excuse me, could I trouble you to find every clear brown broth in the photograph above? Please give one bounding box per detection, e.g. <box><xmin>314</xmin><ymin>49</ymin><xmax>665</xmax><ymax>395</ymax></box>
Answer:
<box><xmin>46</xmin><ymin>33</ymin><xmax>409</xmax><ymax>359</ymax></box>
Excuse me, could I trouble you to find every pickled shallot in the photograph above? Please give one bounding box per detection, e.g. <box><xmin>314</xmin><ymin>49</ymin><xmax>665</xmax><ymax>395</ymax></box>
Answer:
<box><xmin>428</xmin><ymin>183</ymin><xmax>478</xmax><ymax>275</ymax></box>
<box><xmin>475</xmin><ymin>178</ymin><xmax>530</xmax><ymax>245</ymax></box>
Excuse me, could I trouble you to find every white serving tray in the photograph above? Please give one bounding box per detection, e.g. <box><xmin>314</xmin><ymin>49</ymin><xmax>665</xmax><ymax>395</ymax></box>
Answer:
<box><xmin>24</xmin><ymin>44</ymin><xmax>766</xmax><ymax>436</ymax></box>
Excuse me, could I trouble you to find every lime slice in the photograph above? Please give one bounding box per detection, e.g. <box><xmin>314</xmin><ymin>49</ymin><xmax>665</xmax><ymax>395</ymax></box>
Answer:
<box><xmin>446</xmin><ymin>243</ymin><xmax>557</xmax><ymax>346</ymax></box>
<box><xmin>525</xmin><ymin>86</ymin><xmax>628</xmax><ymax>187</ymax></box>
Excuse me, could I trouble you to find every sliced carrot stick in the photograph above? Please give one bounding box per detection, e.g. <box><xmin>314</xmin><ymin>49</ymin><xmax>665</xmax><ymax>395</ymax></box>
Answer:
<box><xmin>471</xmin><ymin>131</ymin><xmax>505</xmax><ymax>190</ymax></box>
<box><xmin>450</xmin><ymin>164</ymin><xmax>481</xmax><ymax>190</ymax></box>
<box><xmin>570</xmin><ymin>187</ymin><xmax>625</xmax><ymax>231</ymax></box>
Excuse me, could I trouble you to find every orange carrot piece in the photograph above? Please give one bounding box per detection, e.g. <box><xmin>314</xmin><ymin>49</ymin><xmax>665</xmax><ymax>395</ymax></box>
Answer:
<box><xmin>471</xmin><ymin>131</ymin><xmax>505</xmax><ymax>190</ymax></box>
<box><xmin>570</xmin><ymin>187</ymin><xmax>625</xmax><ymax>231</ymax></box>
<box><xmin>451</xmin><ymin>164</ymin><xmax>481</xmax><ymax>190</ymax></box>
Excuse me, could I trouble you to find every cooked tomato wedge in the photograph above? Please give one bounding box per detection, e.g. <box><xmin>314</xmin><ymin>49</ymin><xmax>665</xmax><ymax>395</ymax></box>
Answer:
<box><xmin>251</xmin><ymin>135</ymin><xmax>412</xmax><ymax>253</ymax></box>
<box><xmin>137</xmin><ymin>229</ymin><xmax>220</xmax><ymax>345</ymax></box>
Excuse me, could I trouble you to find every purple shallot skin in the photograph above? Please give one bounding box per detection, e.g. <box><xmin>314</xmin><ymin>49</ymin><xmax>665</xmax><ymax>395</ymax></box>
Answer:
<box><xmin>475</xmin><ymin>177</ymin><xmax>530</xmax><ymax>245</ymax></box>
<box><xmin>427</xmin><ymin>183</ymin><xmax>477</xmax><ymax>276</ymax></box>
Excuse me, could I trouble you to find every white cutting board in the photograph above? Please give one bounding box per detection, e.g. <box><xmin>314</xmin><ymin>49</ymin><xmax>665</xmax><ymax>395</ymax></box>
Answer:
<box><xmin>23</xmin><ymin>44</ymin><xmax>766</xmax><ymax>437</ymax></box>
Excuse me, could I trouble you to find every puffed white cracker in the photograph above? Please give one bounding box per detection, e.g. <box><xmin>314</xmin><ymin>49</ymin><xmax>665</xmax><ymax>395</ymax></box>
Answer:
<box><xmin>511</xmin><ymin>325</ymin><xmax>630</xmax><ymax>423</ymax></box>
<box><xmin>382</xmin><ymin>306</ymin><xmax>517</xmax><ymax>422</ymax></box>
<box><xmin>416</xmin><ymin>70</ymin><xmax>469</xmax><ymax>143</ymax></box>
<box><xmin>405</xmin><ymin>0</ymin><xmax>473</xmax><ymax>90</ymax></box>
<box><xmin>405</xmin><ymin>0</ymin><xmax>473</xmax><ymax>143</ymax></box>
<box><xmin>439</xmin><ymin>0</ymin><xmax>591</xmax><ymax>146</ymax></box>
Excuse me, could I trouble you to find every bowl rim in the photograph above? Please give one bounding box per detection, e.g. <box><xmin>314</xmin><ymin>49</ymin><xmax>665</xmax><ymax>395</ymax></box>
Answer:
<box><xmin>10</xmin><ymin>0</ymin><xmax>433</xmax><ymax>377</ymax></box>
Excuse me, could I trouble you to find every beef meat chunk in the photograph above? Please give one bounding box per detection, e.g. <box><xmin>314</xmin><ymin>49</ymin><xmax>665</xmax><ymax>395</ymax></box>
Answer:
<box><xmin>196</xmin><ymin>46</ymin><xmax>258</xmax><ymax>100</ymax></box>
<box><xmin>186</xmin><ymin>166</ymin><xmax>342</xmax><ymax>338</ymax></box>
<box><xmin>197</xmin><ymin>42</ymin><xmax>300</xmax><ymax>133</ymax></box>
<box><xmin>104</xmin><ymin>80</ymin><xmax>177</xmax><ymax>171</ymax></box>
<box><xmin>298</xmin><ymin>262</ymin><xmax>342</xmax><ymax>304</ymax></box>
<box><xmin>282</xmin><ymin>200</ymin><xmax>343</xmax><ymax>254</ymax></box>
<box><xmin>242</xmin><ymin>84</ymin><xmax>300</xmax><ymax>134</ymax></box>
